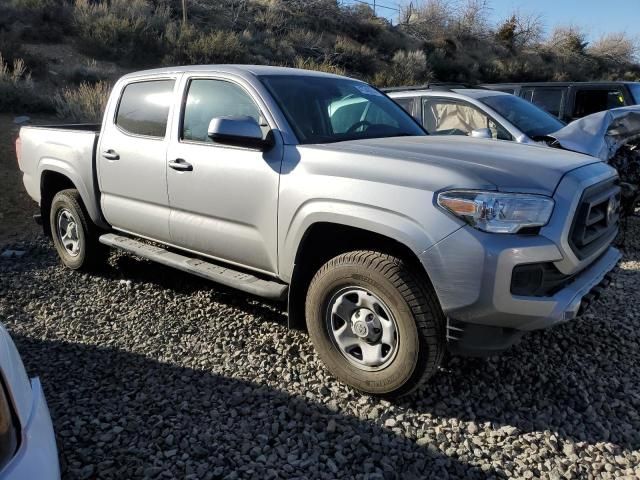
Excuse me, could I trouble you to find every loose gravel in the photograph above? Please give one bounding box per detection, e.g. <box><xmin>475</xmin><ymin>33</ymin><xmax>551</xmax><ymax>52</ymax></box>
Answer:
<box><xmin>1</xmin><ymin>222</ymin><xmax>640</xmax><ymax>479</ymax></box>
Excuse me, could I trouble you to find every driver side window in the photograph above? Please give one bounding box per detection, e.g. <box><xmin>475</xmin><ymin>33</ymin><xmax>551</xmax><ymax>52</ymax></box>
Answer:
<box><xmin>422</xmin><ymin>98</ymin><xmax>511</xmax><ymax>140</ymax></box>
<box><xmin>182</xmin><ymin>79</ymin><xmax>263</xmax><ymax>143</ymax></box>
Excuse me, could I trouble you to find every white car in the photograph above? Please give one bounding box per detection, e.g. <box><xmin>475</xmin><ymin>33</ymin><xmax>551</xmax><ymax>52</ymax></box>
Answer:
<box><xmin>0</xmin><ymin>323</ymin><xmax>59</xmax><ymax>479</ymax></box>
<box><xmin>387</xmin><ymin>86</ymin><xmax>567</xmax><ymax>144</ymax></box>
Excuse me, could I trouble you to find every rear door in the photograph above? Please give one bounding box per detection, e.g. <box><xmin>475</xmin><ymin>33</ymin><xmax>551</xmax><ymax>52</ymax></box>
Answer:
<box><xmin>165</xmin><ymin>75</ymin><xmax>282</xmax><ymax>274</ymax></box>
<box><xmin>98</xmin><ymin>77</ymin><xmax>179</xmax><ymax>242</ymax></box>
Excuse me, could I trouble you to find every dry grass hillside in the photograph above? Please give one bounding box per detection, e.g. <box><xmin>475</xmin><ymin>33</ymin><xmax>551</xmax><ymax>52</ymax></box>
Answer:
<box><xmin>0</xmin><ymin>0</ymin><xmax>638</xmax><ymax>122</ymax></box>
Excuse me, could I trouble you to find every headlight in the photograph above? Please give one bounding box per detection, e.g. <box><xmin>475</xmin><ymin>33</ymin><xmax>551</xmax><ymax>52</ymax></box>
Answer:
<box><xmin>0</xmin><ymin>379</ymin><xmax>18</xmax><ymax>471</ymax></box>
<box><xmin>437</xmin><ymin>190</ymin><xmax>554</xmax><ymax>233</ymax></box>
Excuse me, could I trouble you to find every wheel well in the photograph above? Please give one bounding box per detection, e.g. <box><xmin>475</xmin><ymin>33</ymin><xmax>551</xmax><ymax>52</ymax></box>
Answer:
<box><xmin>287</xmin><ymin>222</ymin><xmax>428</xmax><ymax>330</ymax></box>
<box><xmin>40</xmin><ymin>171</ymin><xmax>76</xmax><ymax>237</ymax></box>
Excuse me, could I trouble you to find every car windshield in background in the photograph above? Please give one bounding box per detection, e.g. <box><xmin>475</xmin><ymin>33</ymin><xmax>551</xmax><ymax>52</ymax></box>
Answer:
<box><xmin>629</xmin><ymin>84</ymin><xmax>640</xmax><ymax>104</ymax></box>
<box><xmin>479</xmin><ymin>94</ymin><xmax>566</xmax><ymax>139</ymax></box>
<box><xmin>260</xmin><ymin>75</ymin><xmax>425</xmax><ymax>144</ymax></box>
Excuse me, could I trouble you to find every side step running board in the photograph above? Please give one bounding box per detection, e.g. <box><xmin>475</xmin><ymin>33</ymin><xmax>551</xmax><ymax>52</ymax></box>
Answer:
<box><xmin>99</xmin><ymin>233</ymin><xmax>288</xmax><ymax>301</ymax></box>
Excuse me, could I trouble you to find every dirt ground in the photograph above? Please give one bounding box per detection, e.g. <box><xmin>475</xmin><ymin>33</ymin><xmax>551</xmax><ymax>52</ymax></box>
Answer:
<box><xmin>0</xmin><ymin>114</ymin><xmax>44</xmax><ymax>246</ymax></box>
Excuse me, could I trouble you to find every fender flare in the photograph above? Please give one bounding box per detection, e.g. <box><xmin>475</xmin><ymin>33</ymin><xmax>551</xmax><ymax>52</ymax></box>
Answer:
<box><xmin>279</xmin><ymin>200</ymin><xmax>438</xmax><ymax>283</ymax></box>
<box><xmin>38</xmin><ymin>159</ymin><xmax>106</xmax><ymax>228</ymax></box>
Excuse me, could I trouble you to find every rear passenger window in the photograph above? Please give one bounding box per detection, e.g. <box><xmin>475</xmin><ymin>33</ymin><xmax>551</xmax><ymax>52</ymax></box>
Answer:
<box><xmin>182</xmin><ymin>79</ymin><xmax>262</xmax><ymax>143</ymax></box>
<box><xmin>573</xmin><ymin>89</ymin><xmax>626</xmax><ymax>118</ymax></box>
<box><xmin>393</xmin><ymin>97</ymin><xmax>418</xmax><ymax>119</ymax></box>
<box><xmin>116</xmin><ymin>80</ymin><xmax>175</xmax><ymax>138</ymax></box>
<box><xmin>530</xmin><ymin>88</ymin><xmax>564</xmax><ymax>117</ymax></box>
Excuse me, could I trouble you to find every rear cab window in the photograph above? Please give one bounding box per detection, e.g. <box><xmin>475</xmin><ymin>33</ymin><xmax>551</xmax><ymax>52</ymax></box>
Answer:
<box><xmin>116</xmin><ymin>80</ymin><xmax>175</xmax><ymax>138</ymax></box>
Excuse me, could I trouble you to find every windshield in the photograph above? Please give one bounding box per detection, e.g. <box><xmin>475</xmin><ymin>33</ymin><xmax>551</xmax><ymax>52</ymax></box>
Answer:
<box><xmin>479</xmin><ymin>94</ymin><xmax>565</xmax><ymax>139</ymax></box>
<box><xmin>629</xmin><ymin>84</ymin><xmax>640</xmax><ymax>104</ymax></box>
<box><xmin>260</xmin><ymin>75</ymin><xmax>426</xmax><ymax>144</ymax></box>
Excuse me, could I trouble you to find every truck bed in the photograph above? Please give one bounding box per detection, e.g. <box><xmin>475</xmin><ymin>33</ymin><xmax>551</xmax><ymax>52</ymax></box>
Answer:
<box><xmin>17</xmin><ymin>123</ymin><xmax>105</xmax><ymax>228</ymax></box>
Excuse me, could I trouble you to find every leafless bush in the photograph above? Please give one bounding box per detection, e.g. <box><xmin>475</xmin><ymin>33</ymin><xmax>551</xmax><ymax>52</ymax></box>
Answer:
<box><xmin>495</xmin><ymin>11</ymin><xmax>543</xmax><ymax>49</ymax></box>
<box><xmin>293</xmin><ymin>57</ymin><xmax>345</xmax><ymax>75</ymax></box>
<box><xmin>588</xmin><ymin>33</ymin><xmax>639</xmax><ymax>66</ymax></box>
<box><xmin>164</xmin><ymin>25</ymin><xmax>248</xmax><ymax>65</ymax></box>
<box><xmin>546</xmin><ymin>25</ymin><xmax>588</xmax><ymax>54</ymax></box>
<box><xmin>73</xmin><ymin>0</ymin><xmax>169</xmax><ymax>64</ymax></box>
<box><xmin>54</xmin><ymin>81</ymin><xmax>110</xmax><ymax>122</ymax></box>
<box><xmin>0</xmin><ymin>53</ymin><xmax>31</xmax><ymax>86</ymax></box>
<box><xmin>402</xmin><ymin>0</ymin><xmax>453</xmax><ymax>41</ymax></box>
<box><xmin>454</xmin><ymin>0</ymin><xmax>490</xmax><ymax>39</ymax></box>
<box><xmin>373</xmin><ymin>49</ymin><xmax>432</xmax><ymax>87</ymax></box>
<box><xmin>0</xmin><ymin>52</ymin><xmax>48</xmax><ymax>111</ymax></box>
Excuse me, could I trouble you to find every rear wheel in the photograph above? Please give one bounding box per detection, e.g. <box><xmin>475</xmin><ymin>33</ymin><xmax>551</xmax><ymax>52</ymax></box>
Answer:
<box><xmin>305</xmin><ymin>250</ymin><xmax>445</xmax><ymax>397</ymax></box>
<box><xmin>50</xmin><ymin>189</ymin><xmax>106</xmax><ymax>271</ymax></box>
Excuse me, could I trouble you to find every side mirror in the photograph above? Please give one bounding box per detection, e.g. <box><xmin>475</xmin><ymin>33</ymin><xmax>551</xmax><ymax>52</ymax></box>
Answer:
<box><xmin>207</xmin><ymin>116</ymin><xmax>273</xmax><ymax>150</ymax></box>
<box><xmin>471</xmin><ymin>128</ymin><xmax>493</xmax><ymax>139</ymax></box>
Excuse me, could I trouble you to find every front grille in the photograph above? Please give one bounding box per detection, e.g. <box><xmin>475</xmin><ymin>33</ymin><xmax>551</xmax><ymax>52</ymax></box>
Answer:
<box><xmin>569</xmin><ymin>177</ymin><xmax>620</xmax><ymax>260</ymax></box>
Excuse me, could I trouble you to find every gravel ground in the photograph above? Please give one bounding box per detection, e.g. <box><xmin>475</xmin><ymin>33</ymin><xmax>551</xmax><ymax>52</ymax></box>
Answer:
<box><xmin>1</xmin><ymin>224</ymin><xmax>640</xmax><ymax>480</ymax></box>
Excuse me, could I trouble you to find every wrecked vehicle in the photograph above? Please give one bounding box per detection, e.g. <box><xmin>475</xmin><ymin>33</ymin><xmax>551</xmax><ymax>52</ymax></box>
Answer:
<box><xmin>548</xmin><ymin>106</ymin><xmax>640</xmax><ymax>215</ymax></box>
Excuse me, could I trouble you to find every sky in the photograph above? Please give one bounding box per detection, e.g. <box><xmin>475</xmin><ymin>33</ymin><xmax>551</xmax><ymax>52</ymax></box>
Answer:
<box><xmin>484</xmin><ymin>0</ymin><xmax>640</xmax><ymax>40</ymax></box>
<box><xmin>351</xmin><ymin>0</ymin><xmax>640</xmax><ymax>40</ymax></box>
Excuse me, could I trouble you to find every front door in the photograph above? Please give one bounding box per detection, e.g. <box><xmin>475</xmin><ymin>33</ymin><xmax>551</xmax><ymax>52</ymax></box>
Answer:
<box><xmin>98</xmin><ymin>78</ymin><xmax>178</xmax><ymax>242</ymax></box>
<box><xmin>166</xmin><ymin>77</ymin><xmax>282</xmax><ymax>274</ymax></box>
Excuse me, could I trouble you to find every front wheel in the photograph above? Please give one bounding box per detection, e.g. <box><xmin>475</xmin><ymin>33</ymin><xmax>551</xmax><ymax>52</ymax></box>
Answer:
<box><xmin>50</xmin><ymin>189</ymin><xmax>106</xmax><ymax>271</ymax></box>
<box><xmin>305</xmin><ymin>250</ymin><xmax>445</xmax><ymax>397</ymax></box>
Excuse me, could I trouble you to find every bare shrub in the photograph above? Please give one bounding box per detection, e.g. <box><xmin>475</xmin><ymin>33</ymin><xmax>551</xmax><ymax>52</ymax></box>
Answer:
<box><xmin>495</xmin><ymin>12</ymin><xmax>543</xmax><ymax>50</ymax></box>
<box><xmin>454</xmin><ymin>0</ymin><xmax>490</xmax><ymax>39</ymax></box>
<box><xmin>0</xmin><ymin>54</ymin><xmax>31</xmax><ymax>86</ymax></box>
<box><xmin>402</xmin><ymin>0</ymin><xmax>453</xmax><ymax>41</ymax></box>
<box><xmin>373</xmin><ymin>50</ymin><xmax>432</xmax><ymax>87</ymax></box>
<box><xmin>73</xmin><ymin>0</ymin><xmax>169</xmax><ymax>64</ymax></box>
<box><xmin>293</xmin><ymin>57</ymin><xmax>345</xmax><ymax>76</ymax></box>
<box><xmin>54</xmin><ymin>81</ymin><xmax>110</xmax><ymax>122</ymax></box>
<box><xmin>546</xmin><ymin>26</ymin><xmax>589</xmax><ymax>54</ymax></box>
<box><xmin>588</xmin><ymin>33</ymin><xmax>639</xmax><ymax>66</ymax></box>
<box><xmin>334</xmin><ymin>36</ymin><xmax>378</xmax><ymax>75</ymax></box>
<box><xmin>164</xmin><ymin>25</ymin><xmax>248</xmax><ymax>65</ymax></box>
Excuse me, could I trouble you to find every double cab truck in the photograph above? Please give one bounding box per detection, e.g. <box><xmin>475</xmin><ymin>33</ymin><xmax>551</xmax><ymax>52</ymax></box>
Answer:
<box><xmin>17</xmin><ymin>66</ymin><xmax>621</xmax><ymax>397</ymax></box>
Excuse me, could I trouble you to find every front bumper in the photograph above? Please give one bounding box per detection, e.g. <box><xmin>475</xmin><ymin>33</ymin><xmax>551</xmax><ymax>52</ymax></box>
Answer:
<box><xmin>0</xmin><ymin>377</ymin><xmax>60</xmax><ymax>480</ymax></box>
<box><xmin>420</xmin><ymin>225</ymin><xmax>620</xmax><ymax>353</ymax></box>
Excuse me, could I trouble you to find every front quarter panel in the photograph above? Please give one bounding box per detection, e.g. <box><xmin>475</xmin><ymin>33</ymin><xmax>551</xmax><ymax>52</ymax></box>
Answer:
<box><xmin>278</xmin><ymin>145</ymin><xmax>465</xmax><ymax>281</ymax></box>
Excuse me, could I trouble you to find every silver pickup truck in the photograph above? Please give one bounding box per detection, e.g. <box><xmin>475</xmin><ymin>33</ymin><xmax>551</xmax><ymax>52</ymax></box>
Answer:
<box><xmin>17</xmin><ymin>66</ymin><xmax>621</xmax><ymax>397</ymax></box>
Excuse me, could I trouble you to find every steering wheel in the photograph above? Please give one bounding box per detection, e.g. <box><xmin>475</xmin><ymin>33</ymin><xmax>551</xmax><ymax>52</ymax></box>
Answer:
<box><xmin>346</xmin><ymin>120</ymin><xmax>372</xmax><ymax>134</ymax></box>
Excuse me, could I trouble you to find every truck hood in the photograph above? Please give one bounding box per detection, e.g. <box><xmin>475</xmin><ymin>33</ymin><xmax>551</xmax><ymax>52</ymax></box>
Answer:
<box><xmin>310</xmin><ymin>135</ymin><xmax>599</xmax><ymax>195</ymax></box>
<box><xmin>549</xmin><ymin>106</ymin><xmax>640</xmax><ymax>161</ymax></box>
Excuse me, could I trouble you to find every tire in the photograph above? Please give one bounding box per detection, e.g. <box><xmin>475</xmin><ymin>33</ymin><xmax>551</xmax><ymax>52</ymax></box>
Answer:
<box><xmin>49</xmin><ymin>189</ymin><xmax>106</xmax><ymax>271</ymax></box>
<box><xmin>305</xmin><ymin>250</ymin><xmax>445</xmax><ymax>398</ymax></box>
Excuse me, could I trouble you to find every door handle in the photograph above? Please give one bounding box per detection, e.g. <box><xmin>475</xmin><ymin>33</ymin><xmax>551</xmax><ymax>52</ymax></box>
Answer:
<box><xmin>102</xmin><ymin>150</ymin><xmax>120</xmax><ymax>161</ymax></box>
<box><xmin>168</xmin><ymin>159</ymin><xmax>193</xmax><ymax>172</ymax></box>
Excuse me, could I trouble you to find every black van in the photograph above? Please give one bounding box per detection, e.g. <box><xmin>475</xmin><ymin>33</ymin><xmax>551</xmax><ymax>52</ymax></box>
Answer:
<box><xmin>480</xmin><ymin>81</ymin><xmax>640</xmax><ymax>122</ymax></box>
